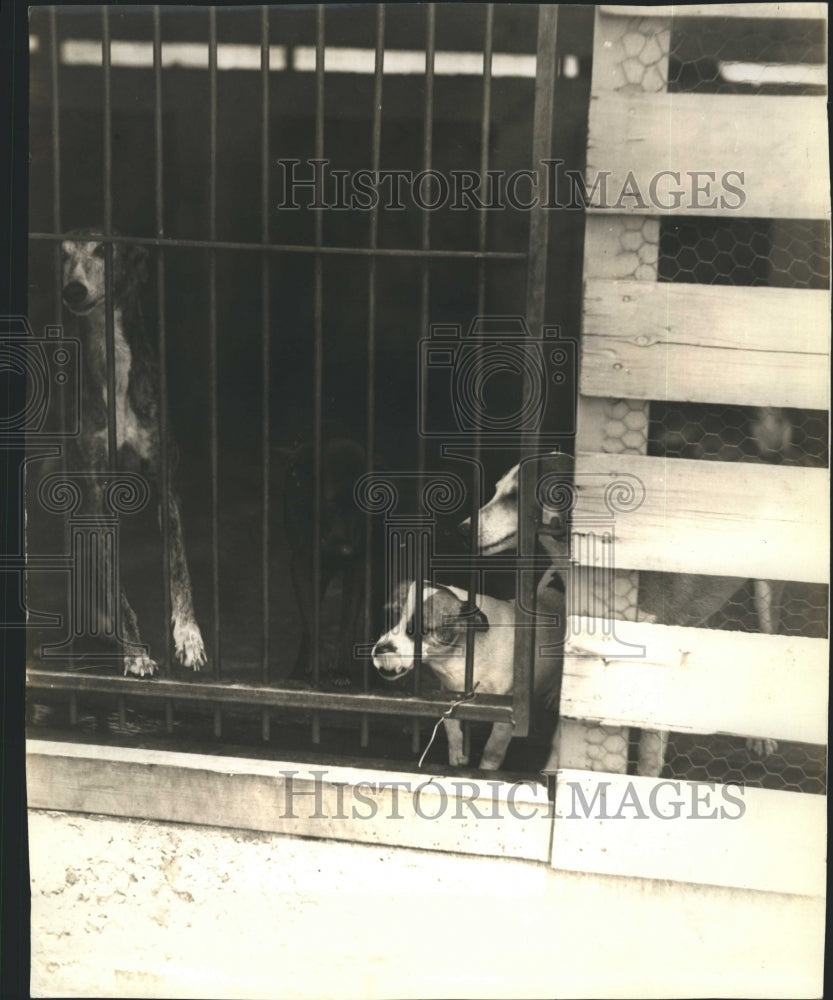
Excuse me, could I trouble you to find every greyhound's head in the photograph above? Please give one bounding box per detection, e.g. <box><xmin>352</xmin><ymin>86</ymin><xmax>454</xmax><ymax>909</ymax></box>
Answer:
<box><xmin>371</xmin><ymin>581</ymin><xmax>489</xmax><ymax>679</ymax></box>
<box><xmin>61</xmin><ymin>229</ymin><xmax>148</xmax><ymax>316</ymax></box>
<box><xmin>458</xmin><ymin>451</ymin><xmax>573</xmax><ymax>555</ymax></box>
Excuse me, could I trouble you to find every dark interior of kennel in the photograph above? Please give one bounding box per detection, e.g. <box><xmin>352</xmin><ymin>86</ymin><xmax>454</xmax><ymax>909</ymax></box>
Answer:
<box><xmin>26</xmin><ymin>5</ymin><xmax>828</xmax><ymax>789</ymax></box>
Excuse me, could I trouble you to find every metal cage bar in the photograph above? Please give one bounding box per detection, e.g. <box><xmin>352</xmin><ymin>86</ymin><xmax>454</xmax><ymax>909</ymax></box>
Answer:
<box><xmin>30</xmin><ymin>232</ymin><xmax>524</xmax><ymax>261</ymax></box>
<box><xmin>311</xmin><ymin>4</ymin><xmax>326</xmax><ymax>744</ymax></box>
<box><xmin>360</xmin><ymin>4</ymin><xmax>386</xmax><ymax>748</ymax></box>
<box><xmin>208</xmin><ymin>10</ymin><xmax>222</xmax><ymax>740</ymax></box>
<box><xmin>260</xmin><ymin>7</ymin><xmax>272</xmax><ymax>741</ymax></box>
<box><xmin>461</xmin><ymin>4</ymin><xmax>495</xmax><ymax>760</ymax></box>
<box><xmin>49</xmin><ymin>8</ymin><xmax>62</xmax><ymax>317</ymax></box>
<box><xmin>513</xmin><ymin>3</ymin><xmax>560</xmax><ymax>740</ymax></box>
<box><xmin>101</xmin><ymin>8</ymin><xmax>117</xmax><ymax>474</ymax></box>
<box><xmin>411</xmin><ymin>1</ymin><xmax>437</xmax><ymax>756</ymax></box>
<box><xmin>153</xmin><ymin>7</ymin><xmax>175</xmax><ymax>692</ymax></box>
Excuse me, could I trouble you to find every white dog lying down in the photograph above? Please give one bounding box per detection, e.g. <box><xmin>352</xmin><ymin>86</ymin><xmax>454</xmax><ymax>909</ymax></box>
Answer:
<box><xmin>372</xmin><ymin>580</ymin><xmax>563</xmax><ymax>770</ymax></box>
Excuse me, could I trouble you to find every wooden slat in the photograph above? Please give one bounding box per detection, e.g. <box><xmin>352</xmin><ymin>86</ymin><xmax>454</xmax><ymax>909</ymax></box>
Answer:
<box><xmin>600</xmin><ymin>4</ymin><xmax>827</xmax><ymax>18</ymax></box>
<box><xmin>587</xmin><ymin>93</ymin><xmax>829</xmax><ymax>218</ymax></box>
<box><xmin>25</xmin><ymin>741</ymin><xmax>552</xmax><ymax>862</ymax></box>
<box><xmin>572</xmin><ymin>452</ymin><xmax>829</xmax><ymax>582</ymax></box>
<box><xmin>552</xmin><ymin>769</ymin><xmax>826</xmax><ymax>896</ymax></box>
<box><xmin>561</xmin><ymin>616</ymin><xmax>828</xmax><ymax>744</ymax></box>
<box><xmin>581</xmin><ymin>281</ymin><xmax>830</xmax><ymax>409</ymax></box>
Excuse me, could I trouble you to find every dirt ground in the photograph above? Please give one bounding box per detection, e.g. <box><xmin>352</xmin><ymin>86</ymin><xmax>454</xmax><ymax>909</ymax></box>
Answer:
<box><xmin>29</xmin><ymin>809</ymin><xmax>825</xmax><ymax>999</ymax></box>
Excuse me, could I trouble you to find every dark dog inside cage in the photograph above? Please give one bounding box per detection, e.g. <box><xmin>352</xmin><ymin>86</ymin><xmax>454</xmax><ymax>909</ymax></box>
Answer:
<box><xmin>61</xmin><ymin>229</ymin><xmax>206</xmax><ymax>677</ymax></box>
<box><xmin>280</xmin><ymin>438</ymin><xmax>377</xmax><ymax>687</ymax></box>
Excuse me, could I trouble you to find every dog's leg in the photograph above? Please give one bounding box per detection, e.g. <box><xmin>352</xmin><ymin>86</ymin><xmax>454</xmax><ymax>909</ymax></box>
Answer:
<box><xmin>120</xmin><ymin>588</ymin><xmax>158</xmax><ymax>677</ymax></box>
<box><xmin>443</xmin><ymin>718</ymin><xmax>469</xmax><ymax>767</ymax></box>
<box><xmin>289</xmin><ymin>549</ymin><xmax>314</xmax><ymax>679</ymax></box>
<box><xmin>79</xmin><ymin>434</ymin><xmax>156</xmax><ymax>676</ymax></box>
<box><xmin>479</xmin><ymin>722</ymin><xmax>515</xmax><ymax>770</ymax></box>
<box><xmin>288</xmin><ymin>549</ymin><xmax>333</xmax><ymax>680</ymax></box>
<box><xmin>333</xmin><ymin>560</ymin><xmax>364</xmax><ymax>687</ymax></box>
<box><xmin>753</xmin><ymin>579</ymin><xmax>783</xmax><ymax>636</ymax></box>
<box><xmin>165</xmin><ymin>487</ymin><xmax>207</xmax><ymax>670</ymax></box>
<box><xmin>746</xmin><ymin>579</ymin><xmax>784</xmax><ymax>757</ymax></box>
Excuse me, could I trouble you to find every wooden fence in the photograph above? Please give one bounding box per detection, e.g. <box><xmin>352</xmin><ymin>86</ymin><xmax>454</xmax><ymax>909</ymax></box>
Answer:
<box><xmin>549</xmin><ymin>3</ymin><xmax>828</xmax><ymax>897</ymax></box>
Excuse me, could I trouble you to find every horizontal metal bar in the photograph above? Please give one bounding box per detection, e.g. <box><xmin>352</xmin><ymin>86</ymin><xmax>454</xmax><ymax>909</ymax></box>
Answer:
<box><xmin>29</xmin><ymin>232</ymin><xmax>526</xmax><ymax>261</ymax></box>
<box><xmin>26</xmin><ymin>670</ymin><xmax>514</xmax><ymax>723</ymax></box>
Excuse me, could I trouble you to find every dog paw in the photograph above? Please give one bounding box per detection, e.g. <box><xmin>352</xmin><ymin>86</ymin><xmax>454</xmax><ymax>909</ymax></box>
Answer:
<box><xmin>448</xmin><ymin>749</ymin><xmax>470</xmax><ymax>767</ymax></box>
<box><xmin>174</xmin><ymin>621</ymin><xmax>207</xmax><ymax>670</ymax></box>
<box><xmin>746</xmin><ymin>737</ymin><xmax>778</xmax><ymax>758</ymax></box>
<box><xmin>124</xmin><ymin>654</ymin><xmax>158</xmax><ymax>678</ymax></box>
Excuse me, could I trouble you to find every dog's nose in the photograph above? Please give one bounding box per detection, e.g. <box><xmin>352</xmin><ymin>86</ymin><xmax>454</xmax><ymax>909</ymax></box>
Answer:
<box><xmin>372</xmin><ymin>640</ymin><xmax>396</xmax><ymax>657</ymax></box>
<box><xmin>62</xmin><ymin>282</ymin><xmax>89</xmax><ymax>308</ymax></box>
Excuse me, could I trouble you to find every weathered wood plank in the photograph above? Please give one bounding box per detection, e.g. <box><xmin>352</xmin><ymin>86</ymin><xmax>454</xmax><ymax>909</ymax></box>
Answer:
<box><xmin>561</xmin><ymin>616</ymin><xmax>828</xmax><ymax>744</ymax></box>
<box><xmin>572</xmin><ymin>452</ymin><xmax>829</xmax><ymax>582</ymax></box>
<box><xmin>600</xmin><ymin>4</ymin><xmax>826</xmax><ymax>18</ymax></box>
<box><xmin>587</xmin><ymin>93</ymin><xmax>829</xmax><ymax>218</ymax></box>
<box><xmin>581</xmin><ymin>281</ymin><xmax>830</xmax><ymax>409</ymax></box>
<box><xmin>552</xmin><ymin>769</ymin><xmax>826</xmax><ymax>897</ymax></box>
<box><xmin>25</xmin><ymin>740</ymin><xmax>551</xmax><ymax>862</ymax></box>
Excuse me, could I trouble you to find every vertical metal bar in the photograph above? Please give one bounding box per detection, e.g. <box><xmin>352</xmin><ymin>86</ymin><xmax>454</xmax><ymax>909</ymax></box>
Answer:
<box><xmin>50</xmin><ymin>7</ymin><xmax>73</xmax><ymax>675</ymax></box>
<box><xmin>360</xmin><ymin>4</ymin><xmax>385</xmax><ymax>749</ymax></box>
<box><xmin>260</xmin><ymin>6</ymin><xmax>272</xmax><ymax>743</ymax></box>
<box><xmin>514</xmin><ymin>4</ymin><xmax>559</xmax><ymax>740</ymax></box>
<box><xmin>49</xmin><ymin>8</ymin><xmax>62</xmax><ymax>312</ymax></box>
<box><xmin>461</xmin><ymin>6</ymin><xmax>494</xmax><ymax>763</ymax></box>
<box><xmin>311</xmin><ymin>5</ymin><xmax>325</xmax><ymax>745</ymax></box>
<box><xmin>208</xmin><ymin>8</ymin><xmax>222</xmax><ymax>738</ymax></box>
<box><xmin>476</xmin><ymin>4</ymin><xmax>494</xmax><ymax>316</ymax></box>
<box><xmin>153</xmin><ymin>8</ymin><xmax>174</xmax><ymax>698</ymax></box>
<box><xmin>101</xmin><ymin>8</ymin><xmax>117</xmax><ymax>473</ymax></box>
<box><xmin>412</xmin><ymin>2</ymin><xmax>436</xmax><ymax>755</ymax></box>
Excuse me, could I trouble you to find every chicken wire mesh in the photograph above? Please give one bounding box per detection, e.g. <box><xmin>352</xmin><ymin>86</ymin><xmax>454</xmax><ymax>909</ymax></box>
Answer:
<box><xmin>668</xmin><ymin>15</ymin><xmax>827</xmax><ymax>96</ymax></box>
<box><xmin>593</xmin><ymin>208</ymin><xmax>830</xmax><ymax>792</ymax></box>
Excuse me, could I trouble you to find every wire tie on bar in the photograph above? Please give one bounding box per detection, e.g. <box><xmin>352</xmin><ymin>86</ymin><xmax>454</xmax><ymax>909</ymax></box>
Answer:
<box><xmin>418</xmin><ymin>682</ymin><xmax>481</xmax><ymax>769</ymax></box>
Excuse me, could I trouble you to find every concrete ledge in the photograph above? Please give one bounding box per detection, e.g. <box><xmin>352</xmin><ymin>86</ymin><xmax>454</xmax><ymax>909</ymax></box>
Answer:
<box><xmin>26</xmin><ymin>740</ymin><xmax>553</xmax><ymax>862</ymax></box>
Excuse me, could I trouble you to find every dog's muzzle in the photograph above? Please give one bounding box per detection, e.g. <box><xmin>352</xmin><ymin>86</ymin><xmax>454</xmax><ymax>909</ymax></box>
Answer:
<box><xmin>371</xmin><ymin>638</ymin><xmax>413</xmax><ymax>679</ymax></box>
<box><xmin>62</xmin><ymin>282</ymin><xmax>93</xmax><ymax>312</ymax></box>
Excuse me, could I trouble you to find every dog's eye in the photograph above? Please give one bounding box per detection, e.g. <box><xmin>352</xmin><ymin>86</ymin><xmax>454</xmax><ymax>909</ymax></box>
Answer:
<box><xmin>92</xmin><ymin>244</ymin><xmax>105</xmax><ymax>259</ymax></box>
<box><xmin>434</xmin><ymin>625</ymin><xmax>459</xmax><ymax>646</ymax></box>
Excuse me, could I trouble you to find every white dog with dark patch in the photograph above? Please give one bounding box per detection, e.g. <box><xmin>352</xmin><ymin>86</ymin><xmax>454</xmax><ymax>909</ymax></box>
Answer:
<box><xmin>372</xmin><ymin>582</ymin><xmax>520</xmax><ymax>769</ymax></box>
<box><xmin>372</xmin><ymin>577</ymin><xmax>564</xmax><ymax>770</ymax></box>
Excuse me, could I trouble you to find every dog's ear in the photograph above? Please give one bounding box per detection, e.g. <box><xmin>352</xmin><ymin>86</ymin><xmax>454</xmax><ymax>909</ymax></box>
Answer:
<box><xmin>130</xmin><ymin>245</ymin><xmax>149</xmax><ymax>284</ymax></box>
<box><xmin>468</xmin><ymin>607</ymin><xmax>490</xmax><ymax>632</ymax></box>
<box><xmin>433</xmin><ymin>585</ymin><xmax>490</xmax><ymax>634</ymax></box>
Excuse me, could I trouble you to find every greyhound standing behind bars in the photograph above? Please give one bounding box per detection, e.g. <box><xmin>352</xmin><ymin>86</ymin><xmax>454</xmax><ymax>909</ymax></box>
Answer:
<box><xmin>61</xmin><ymin>229</ymin><xmax>206</xmax><ymax>676</ymax></box>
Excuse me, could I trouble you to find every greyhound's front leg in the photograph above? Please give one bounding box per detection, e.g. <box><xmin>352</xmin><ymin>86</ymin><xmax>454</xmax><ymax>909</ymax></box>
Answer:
<box><xmin>746</xmin><ymin>579</ymin><xmax>783</xmax><ymax>757</ymax></box>
<box><xmin>121</xmin><ymin>589</ymin><xmax>158</xmax><ymax>677</ymax></box>
<box><xmin>443</xmin><ymin>717</ymin><xmax>469</xmax><ymax>767</ymax></box>
<box><xmin>479</xmin><ymin>722</ymin><xmax>514</xmax><ymax>770</ymax></box>
<box><xmin>164</xmin><ymin>487</ymin><xmax>206</xmax><ymax>670</ymax></box>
